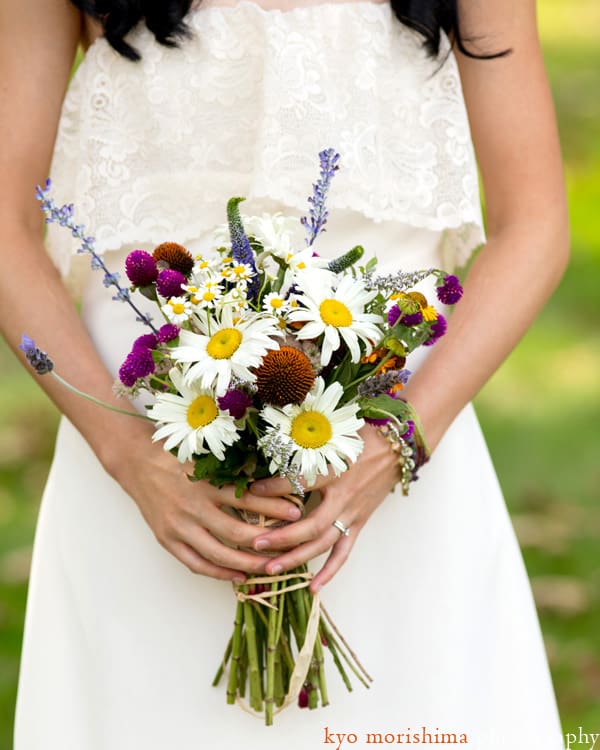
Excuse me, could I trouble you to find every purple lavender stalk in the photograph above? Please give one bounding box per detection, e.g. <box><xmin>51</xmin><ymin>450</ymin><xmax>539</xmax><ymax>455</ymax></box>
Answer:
<box><xmin>301</xmin><ymin>148</ymin><xmax>340</xmax><ymax>247</ymax></box>
<box><xmin>226</xmin><ymin>197</ymin><xmax>260</xmax><ymax>300</ymax></box>
<box><xmin>18</xmin><ymin>335</ymin><xmax>54</xmax><ymax>375</ymax></box>
<box><xmin>35</xmin><ymin>180</ymin><xmax>157</xmax><ymax>332</ymax></box>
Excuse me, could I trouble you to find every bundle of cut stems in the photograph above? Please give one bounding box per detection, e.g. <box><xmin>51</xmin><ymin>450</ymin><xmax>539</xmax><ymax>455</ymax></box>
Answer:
<box><xmin>212</xmin><ymin>565</ymin><xmax>372</xmax><ymax>725</ymax></box>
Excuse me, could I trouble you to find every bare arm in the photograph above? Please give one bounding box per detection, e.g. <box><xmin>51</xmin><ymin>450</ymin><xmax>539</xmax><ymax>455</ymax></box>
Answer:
<box><xmin>404</xmin><ymin>0</ymin><xmax>569</xmax><ymax>447</ymax></box>
<box><xmin>1</xmin><ymin>0</ymin><xmax>299</xmax><ymax>580</ymax></box>
<box><xmin>250</xmin><ymin>0</ymin><xmax>569</xmax><ymax>589</ymax></box>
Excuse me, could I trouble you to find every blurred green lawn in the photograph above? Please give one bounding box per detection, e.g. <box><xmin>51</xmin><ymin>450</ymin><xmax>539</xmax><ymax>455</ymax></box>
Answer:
<box><xmin>1</xmin><ymin>1</ymin><xmax>599</xmax><ymax>745</ymax></box>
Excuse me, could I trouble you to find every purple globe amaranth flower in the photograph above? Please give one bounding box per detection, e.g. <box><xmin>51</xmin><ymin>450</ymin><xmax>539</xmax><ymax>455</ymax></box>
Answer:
<box><xmin>118</xmin><ymin>347</ymin><xmax>155</xmax><ymax>387</ymax></box>
<box><xmin>423</xmin><ymin>313</ymin><xmax>448</xmax><ymax>347</ymax></box>
<box><xmin>156</xmin><ymin>268</ymin><xmax>186</xmax><ymax>299</ymax></box>
<box><xmin>132</xmin><ymin>333</ymin><xmax>158</xmax><ymax>351</ymax></box>
<box><xmin>401</xmin><ymin>311</ymin><xmax>423</xmax><ymax>326</ymax></box>
<box><xmin>298</xmin><ymin>687</ymin><xmax>309</xmax><ymax>709</ymax></box>
<box><xmin>436</xmin><ymin>274</ymin><xmax>463</xmax><ymax>305</ymax></box>
<box><xmin>217</xmin><ymin>388</ymin><xmax>253</xmax><ymax>419</ymax></box>
<box><xmin>387</xmin><ymin>304</ymin><xmax>401</xmax><ymax>327</ymax></box>
<box><xmin>125</xmin><ymin>250</ymin><xmax>158</xmax><ymax>287</ymax></box>
<box><xmin>387</xmin><ymin>304</ymin><xmax>422</xmax><ymax>327</ymax></box>
<box><xmin>157</xmin><ymin>323</ymin><xmax>180</xmax><ymax>343</ymax></box>
<box><xmin>365</xmin><ymin>416</ymin><xmax>390</xmax><ymax>426</ymax></box>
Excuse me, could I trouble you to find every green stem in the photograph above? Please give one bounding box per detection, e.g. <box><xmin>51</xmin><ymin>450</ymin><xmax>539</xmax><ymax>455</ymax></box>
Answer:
<box><xmin>310</xmin><ymin>603</ymin><xmax>329</xmax><ymax>707</ymax></box>
<box><xmin>226</xmin><ymin>601</ymin><xmax>244</xmax><ymax>704</ymax></box>
<box><xmin>212</xmin><ymin>635</ymin><xmax>233</xmax><ymax>686</ymax></box>
<box><xmin>320</xmin><ymin>618</ymin><xmax>370</xmax><ymax>689</ymax></box>
<box><xmin>243</xmin><ymin>600</ymin><xmax>263</xmax><ymax>712</ymax></box>
<box><xmin>51</xmin><ymin>372</ymin><xmax>152</xmax><ymax>420</ymax></box>
<box><xmin>265</xmin><ymin>581</ymin><xmax>279</xmax><ymax>726</ymax></box>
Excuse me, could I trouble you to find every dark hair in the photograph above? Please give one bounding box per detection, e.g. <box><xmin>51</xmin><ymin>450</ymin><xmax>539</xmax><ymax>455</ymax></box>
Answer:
<box><xmin>72</xmin><ymin>0</ymin><xmax>507</xmax><ymax>61</ymax></box>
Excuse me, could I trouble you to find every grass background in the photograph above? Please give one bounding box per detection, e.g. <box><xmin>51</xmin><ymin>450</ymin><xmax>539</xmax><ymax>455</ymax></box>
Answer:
<box><xmin>0</xmin><ymin>0</ymin><xmax>598</xmax><ymax>745</ymax></box>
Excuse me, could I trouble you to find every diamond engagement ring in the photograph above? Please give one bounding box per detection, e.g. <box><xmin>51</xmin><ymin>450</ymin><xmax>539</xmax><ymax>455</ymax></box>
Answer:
<box><xmin>332</xmin><ymin>519</ymin><xmax>350</xmax><ymax>536</ymax></box>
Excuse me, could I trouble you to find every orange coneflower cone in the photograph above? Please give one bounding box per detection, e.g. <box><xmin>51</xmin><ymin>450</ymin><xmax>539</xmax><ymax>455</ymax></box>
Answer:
<box><xmin>255</xmin><ymin>346</ymin><xmax>316</xmax><ymax>407</ymax></box>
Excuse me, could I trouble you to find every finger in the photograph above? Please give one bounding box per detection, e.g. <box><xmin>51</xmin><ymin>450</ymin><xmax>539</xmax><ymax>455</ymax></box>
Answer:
<box><xmin>263</xmin><ymin>526</ymin><xmax>341</xmax><ymax>575</ymax></box>
<box><xmin>250</xmin><ymin>476</ymin><xmax>304</xmax><ymax>497</ymax></box>
<box><xmin>172</xmin><ymin>540</ymin><xmax>247</xmax><ymax>583</ymax></box>
<box><xmin>309</xmin><ymin>533</ymin><xmax>355</xmax><ymax>592</ymax></box>
<box><xmin>180</xmin><ymin>527</ymin><xmax>271</xmax><ymax>574</ymax></box>
<box><xmin>251</xmin><ymin>470</ymin><xmax>335</xmax><ymax>497</ymax></box>
<box><xmin>188</xmin><ymin>503</ymin><xmax>272</xmax><ymax>548</ymax></box>
<box><xmin>253</xmin><ymin>499</ymin><xmax>346</xmax><ymax>552</ymax></box>
<box><xmin>226</xmin><ymin>490</ymin><xmax>302</xmax><ymax>522</ymax></box>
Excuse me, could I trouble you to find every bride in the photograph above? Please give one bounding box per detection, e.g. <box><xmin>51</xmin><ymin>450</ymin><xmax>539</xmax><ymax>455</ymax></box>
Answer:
<box><xmin>4</xmin><ymin>0</ymin><xmax>569</xmax><ymax>747</ymax></box>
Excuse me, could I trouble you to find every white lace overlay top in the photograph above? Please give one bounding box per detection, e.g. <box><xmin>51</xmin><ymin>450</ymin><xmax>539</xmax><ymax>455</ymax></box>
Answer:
<box><xmin>47</xmin><ymin>0</ymin><xmax>485</xmax><ymax>289</ymax></box>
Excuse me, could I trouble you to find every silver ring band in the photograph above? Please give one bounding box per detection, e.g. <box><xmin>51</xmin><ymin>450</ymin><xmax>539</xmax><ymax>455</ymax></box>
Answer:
<box><xmin>332</xmin><ymin>519</ymin><xmax>350</xmax><ymax>537</ymax></box>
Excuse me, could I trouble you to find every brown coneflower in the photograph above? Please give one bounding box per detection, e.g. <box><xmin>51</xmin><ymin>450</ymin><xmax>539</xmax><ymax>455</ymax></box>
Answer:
<box><xmin>152</xmin><ymin>242</ymin><xmax>194</xmax><ymax>277</ymax></box>
<box><xmin>255</xmin><ymin>346</ymin><xmax>315</xmax><ymax>406</ymax></box>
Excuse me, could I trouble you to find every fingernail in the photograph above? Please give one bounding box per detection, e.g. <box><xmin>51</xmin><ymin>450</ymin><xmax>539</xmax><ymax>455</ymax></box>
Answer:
<box><xmin>288</xmin><ymin>507</ymin><xmax>302</xmax><ymax>520</ymax></box>
<box><xmin>252</xmin><ymin>481</ymin><xmax>266</xmax><ymax>494</ymax></box>
<box><xmin>270</xmin><ymin>564</ymin><xmax>283</xmax><ymax>575</ymax></box>
<box><xmin>255</xmin><ymin>539</ymin><xmax>270</xmax><ymax>551</ymax></box>
<box><xmin>312</xmin><ymin>582</ymin><xmax>322</xmax><ymax>594</ymax></box>
<box><xmin>233</xmin><ymin>576</ymin><xmax>245</xmax><ymax>585</ymax></box>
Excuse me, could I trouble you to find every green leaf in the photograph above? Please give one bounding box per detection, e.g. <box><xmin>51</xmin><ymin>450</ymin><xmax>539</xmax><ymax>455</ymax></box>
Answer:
<box><xmin>359</xmin><ymin>394</ymin><xmax>410</xmax><ymax>420</ymax></box>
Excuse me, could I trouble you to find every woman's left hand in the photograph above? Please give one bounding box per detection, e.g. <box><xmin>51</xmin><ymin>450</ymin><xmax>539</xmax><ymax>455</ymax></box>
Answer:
<box><xmin>249</xmin><ymin>424</ymin><xmax>399</xmax><ymax>593</ymax></box>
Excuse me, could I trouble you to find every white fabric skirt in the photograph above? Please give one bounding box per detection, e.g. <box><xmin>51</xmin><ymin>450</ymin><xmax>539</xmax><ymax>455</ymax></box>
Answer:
<box><xmin>14</xmin><ymin>211</ymin><xmax>564</xmax><ymax>749</ymax></box>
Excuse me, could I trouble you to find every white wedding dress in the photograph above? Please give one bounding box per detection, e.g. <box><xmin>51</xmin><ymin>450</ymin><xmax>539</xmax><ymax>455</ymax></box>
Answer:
<box><xmin>14</xmin><ymin>2</ymin><xmax>565</xmax><ymax>748</ymax></box>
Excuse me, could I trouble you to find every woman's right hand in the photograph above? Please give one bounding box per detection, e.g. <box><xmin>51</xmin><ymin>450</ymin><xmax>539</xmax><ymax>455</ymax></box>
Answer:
<box><xmin>111</xmin><ymin>436</ymin><xmax>302</xmax><ymax>583</ymax></box>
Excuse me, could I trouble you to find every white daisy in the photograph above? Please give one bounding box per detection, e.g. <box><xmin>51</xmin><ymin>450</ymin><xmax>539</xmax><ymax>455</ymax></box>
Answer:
<box><xmin>192</xmin><ymin>254</ymin><xmax>220</xmax><ymax>279</ymax></box>
<box><xmin>187</xmin><ymin>281</ymin><xmax>223</xmax><ymax>310</ymax></box>
<box><xmin>148</xmin><ymin>369</ymin><xmax>239</xmax><ymax>462</ymax></box>
<box><xmin>288</xmin><ymin>272</ymin><xmax>384</xmax><ymax>366</ymax></box>
<box><xmin>262</xmin><ymin>292</ymin><xmax>289</xmax><ymax>316</ymax></box>
<box><xmin>261</xmin><ymin>377</ymin><xmax>364</xmax><ymax>486</ymax></box>
<box><xmin>239</xmin><ymin>213</ymin><xmax>302</xmax><ymax>259</ymax></box>
<box><xmin>162</xmin><ymin>295</ymin><xmax>193</xmax><ymax>325</ymax></box>
<box><xmin>171</xmin><ymin>305</ymin><xmax>282</xmax><ymax>394</ymax></box>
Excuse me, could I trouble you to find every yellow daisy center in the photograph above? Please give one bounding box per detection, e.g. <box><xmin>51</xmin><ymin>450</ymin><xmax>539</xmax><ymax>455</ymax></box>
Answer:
<box><xmin>186</xmin><ymin>395</ymin><xmax>218</xmax><ymax>429</ymax></box>
<box><xmin>203</xmin><ymin>291</ymin><xmax>216</xmax><ymax>302</ymax></box>
<box><xmin>270</xmin><ymin>298</ymin><xmax>284</xmax><ymax>309</ymax></box>
<box><xmin>206</xmin><ymin>328</ymin><xmax>243</xmax><ymax>359</ymax></box>
<box><xmin>169</xmin><ymin>302</ymin><xmax>186</xmax><ymax>315</ymax></box>
<box><xmin>297</xmin><ymin>262</ymin><xmax>306</xmax><ymax>270</ymax></box>
<box><xmin>319</xmin><ymin>299</ymin><xmax>353</xmax><ymax>328</ymax></box>
<box><xmin>290</xmin><ymin>411</ymin><xmax>332</xmax><ymax>449</ymax></box>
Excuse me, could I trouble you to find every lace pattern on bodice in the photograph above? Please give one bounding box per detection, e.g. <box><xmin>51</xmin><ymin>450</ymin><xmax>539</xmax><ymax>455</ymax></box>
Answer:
<box><xmin>48</xmin><ymin>1</ymin><xmax>484</xmax><ymax>287</ymax></box>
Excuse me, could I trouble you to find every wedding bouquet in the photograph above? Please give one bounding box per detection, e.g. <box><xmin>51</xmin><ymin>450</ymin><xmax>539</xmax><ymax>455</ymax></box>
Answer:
<box><xmin>25</xmin><ymin>149</ymin><xmax>462</xmax><ymax>725</ymax></box>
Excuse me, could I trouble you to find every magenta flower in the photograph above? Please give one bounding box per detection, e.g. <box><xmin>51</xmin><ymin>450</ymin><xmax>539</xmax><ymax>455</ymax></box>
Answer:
<box><xmin>217</xmin><ymin>389</ymin><xmax>253</xmax><ymax>419</ymax></box>
<box><xmin>436</xmin><ymin>274</ymin><xmax>463</xmax><ymax>305</ymax></box>
<box><xmin>156</xmin><ymin>269</ymin><xmax>186</xmax><ymax>299</ymax></box>
<box><xmin>125</xmin><ymin>250</ymin><xmax>158</xmax><ymax>287</ymax></box>
<box><xmin>387</xmin><ymin>304</ymin><xmax>423</xmax><ymax>327</ymax></box>
<box><xmin>298</xmin><ymin>687</ymin><xmax>309</xmax><ymax>709</ymax></box>
<box><xmin>387</xmin><ymin>304</ymin><xmax>401</xmax><ymax>327</ymax></box>
<box><xmin>118</xmin><ymin>347</ymin><xmax>155</xmax><ymax>387</ymax></box>
<box><xmin>157</xmin><ymin>324</ymin><xmax>180</xmax><ymax>343</ymax></box>
<box><xmin>423</xmin><ymin>313</ymin><xmax>447</xmax><ymax>346</ymax></box>
<box><xmin>133</xmin><ymin>333</ymin><xmax>159</xmax><ymax>351</ymax></box>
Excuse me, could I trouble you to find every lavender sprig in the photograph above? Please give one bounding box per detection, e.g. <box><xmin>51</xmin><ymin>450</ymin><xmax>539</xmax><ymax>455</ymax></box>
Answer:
<box><xmin>226</xmin><ymin>197</ymin><xmax>260</xmax><ymax>300</ymax></box>
<box><xmin>36</xmin><ymin>179</ymin><xmax>157</xmax><ymax>332</ymax></box>
<box><xmin>357</xmin><ymin>369</ymin><xmax>412</xmax><ymax>398</ymax></box>
<box><xmin>18</xmin><ymin>335</ymin><xmax>150</xmax><ymax>420</ymax></box>
<box><xmin>301</xmin><ymin>148</ymin><xmax>340</xmax><ymax>247</ymax></box>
